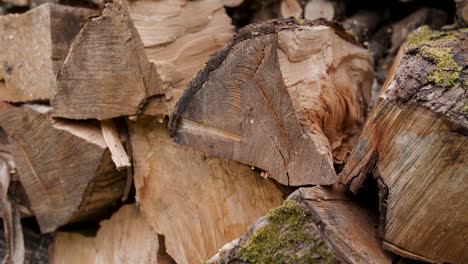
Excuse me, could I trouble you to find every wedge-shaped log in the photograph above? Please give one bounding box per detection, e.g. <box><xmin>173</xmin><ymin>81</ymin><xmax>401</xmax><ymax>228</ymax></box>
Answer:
<box><xmin>0</xmin><ymin>4</ymin><xmax>95</xmax><ymax>102</ymax></box>
<box><xmin>0</xmin><ymin>104</ymin><xmax>127</xmax><ymax>233</ymax></box>
<box><xmin>340</xmin><ymin>27</ymin><xmax>468</xmax><ymax>263</ymax></box>
<box><xmin>51</xmin><ymin>0</ymin><xmax>163</xmax><ymax>120</ymax></box>
<box><xmin>208</xmin><ymin>185</ymin><xmax>392</xmax><ymax>263</ymax></box>
<box><xmin>169</xmin><ymin>19</ymin><xmax>373</xmax><ymax>186</ymax></box>
<box><xmin>129</xmin><ymin>117</ymin><xmax>283</xmax><ymax>264</ymax></box>
<box><xmin>127</xmin><ymin>0</ymin><xmax>234</xmax><ymax>113</ymax></box>
<box><xmin>50</xmin><ymin>205</ymin><xmax>173</xmax><ymax>264</ymax></box>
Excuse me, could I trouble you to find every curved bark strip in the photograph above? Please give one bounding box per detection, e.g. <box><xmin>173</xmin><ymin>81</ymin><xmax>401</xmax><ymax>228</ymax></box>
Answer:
<box><xmin>169</xmin><ymin>18</ymin><xmax>373</xmax><ymax>186</ymax></box>
<box><xmin>340</xmin><ymin>27</ymin><xmax>468</xmax><ymax>263</ymax></box>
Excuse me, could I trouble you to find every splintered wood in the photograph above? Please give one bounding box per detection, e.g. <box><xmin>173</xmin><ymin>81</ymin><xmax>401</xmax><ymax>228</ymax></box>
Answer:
<box><xmin>0</xmin><ymin>4</ymin><xmax>95</xmax><ymax>102</ymax></box>
<box><xmin>340</xmin><ymin>27</ymin><xmax>468</xmax><ymax>263</ymax></box>
<box><xmin>169</xmin><ymin>19</ymin><xmax>373</xmax><ymax>186</ymax></box>
<box><xmin>129</xmin><ymin>117</ymin><xmax>283</xmax><ymax>264</ymax></box>
<box><xmin>51</xmin><ymin>0</ymin><xmax>163</xmax><ymax>120</ymax></box>
<box><xmin>127</xmin><ymin>0</ymin><xmax>234</xmax><ymax>112</ymax></box>
<box><xmin>0</xmin><ymin>104</ymin><xmax>127</xmax><ymax>233</ymax></box>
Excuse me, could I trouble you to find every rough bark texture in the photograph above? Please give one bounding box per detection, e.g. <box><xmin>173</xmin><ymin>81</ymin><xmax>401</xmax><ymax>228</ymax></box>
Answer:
<box><xmin>208</xmin><ymin>185</ymin><xmax>392</xmax><ymax>264</ymax></box>
<box><xmin>0</xmin><ymin>104</ymin><xmax>127</xmax><ymax>233</ymax></box>
<box><xmin>129</xmin><ymin>117</ymin><xmax>284</xmax><ymax>264</ymax></box>
<box><xmin>0</xmin><ymin>3</ymin><xmax>95</xmax><ymax>102</ymax></box>
<box><xmin>50</xmin><ymin>205</ymin><xmax>172</xmax><ymax>264</ymax></box>
<box><xmin>169</xmin><ymin>18</ymin><xmax>373</xmax><ymax>186</ymax></box>
<box><xmin>127</xmin><ymin>0</ymin><xmax>234</xmax><ymax>113</ymax></box>
<box><xmin>51</xmin><ymin>0</ymin><xmax>163</xmax><ymax>120</ymax></box>
<box><xmin>340</xmin><ymin>27</ymin><xmax>467</xmax><ymax>263</ymax></box>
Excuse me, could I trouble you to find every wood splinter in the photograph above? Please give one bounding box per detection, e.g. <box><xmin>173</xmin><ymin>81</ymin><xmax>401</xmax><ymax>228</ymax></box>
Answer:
<box><xmin>169</xmin><ymin>18</ymin><xmax>373</xmax><ymax>186</ymax></box>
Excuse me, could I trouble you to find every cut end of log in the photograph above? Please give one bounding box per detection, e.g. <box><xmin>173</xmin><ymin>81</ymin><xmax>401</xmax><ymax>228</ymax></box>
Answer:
<box><xmin>169</xmin><ymin>18</ymin><xmax>373</xmax><ymax>186</ymax></box>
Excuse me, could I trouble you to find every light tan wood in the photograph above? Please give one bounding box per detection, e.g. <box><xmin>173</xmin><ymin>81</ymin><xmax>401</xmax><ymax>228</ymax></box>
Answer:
<box><xmin>50</xmin><ymin>205</ymin><xmax>168</xmax><ymax>264</ymax></box>
<box><xmin>0</xmin><ymin>4</ymin><xmax>95</xmax><ymax>102</ymax></box>
<box><xmin>340</xmin><ymin>28</ymin><xmax>468</xmax><ymax>263</ymax></box>
<box><xmin>222</xmin><ymin>0</ymin><xmax>243</xmax><ymax>7</ymax></box>
<box><xmin>304</xmin><ymin>0</ymin><xmax>335</xmax><ymax>20</ymax></box>
<box><xmin>127</xmin><ymin>0</ymin><xmax>234</xmax><ymax>113</ymax></box>
<box><xmin>51</xmin><ymin>0</ymin><xmax>164</xmax><ymax>120</ymax></box>
<box><xmin>0</xmin><ymin>104</ymin><xmax>127</xmax><ymax>233</ymax></box>
<box><xmin>280</xmin><ymin>0</ymin><xmax>302</xmax><ymax>18</ymax></box>
<box><xmin>100</xmin><ymin>119</ymin><xmax>130</xmax><ymax>170</ymax></box>
<box><xmin>129</xmin><ymin>117</ymin><xmax>283</xmax><ymax>264</ymax></box>
<box><xmin>169</xmin><ymin>19</ymin><xmax>373</xmax><ymax>186</ymax></box>
<box><xmin>2</xmin><ymin>0</ymin><xmax>28</xmax><ymax>6</ymax></box>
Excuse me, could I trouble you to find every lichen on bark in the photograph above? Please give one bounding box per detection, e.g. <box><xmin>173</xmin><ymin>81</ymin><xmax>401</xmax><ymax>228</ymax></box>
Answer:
<box><xmin>406</xmin><ymin>26</ymin><xmax>465</xmax><ymax>88</ymax></box>
<box><xmin>237</xmin><ymin>200</ymin><xmax>335</xmax><ymax>264</ymax></box>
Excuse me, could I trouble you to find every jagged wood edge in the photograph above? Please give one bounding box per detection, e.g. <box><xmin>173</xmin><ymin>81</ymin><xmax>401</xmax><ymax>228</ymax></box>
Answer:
<box><xmin>168</xmin><ymin>18</ymin><xmax>359</xmax><ymax>136</ymax></box>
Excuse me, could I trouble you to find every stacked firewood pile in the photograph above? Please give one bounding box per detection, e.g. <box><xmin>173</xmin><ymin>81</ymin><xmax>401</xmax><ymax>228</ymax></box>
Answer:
<box><xmin>0</xmin><ymin>0</ymin><xmax>466</xmax><ymax>263</ymax></box>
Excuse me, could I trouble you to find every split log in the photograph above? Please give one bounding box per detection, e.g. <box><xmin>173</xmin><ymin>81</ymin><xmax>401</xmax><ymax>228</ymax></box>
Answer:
<box><xmin>208</xmin><ymin>185</ymin><xmax>392</xmax><ymax>263</ymax></box>
<box><xmin>455</xmin><ymin>0</ymin><xmax>468</xmax><ymax>27</ymax></box>
<box><xmin>126</xmin><ymin>0</ymin><xmax>234</xmax><ymax>113</ymax></box>
<box><xmin>50</xmin><ymin>205</ymin><xmax>174</xmax><ymax>264</ymax></box>
<box><xmin>169</xmin><ymin>19</ymin><xmax>373</xmax><ymax>186</ymax></box>
<box><xmin>340</xmin><ymin>27</ymin><xmax>468</xmax><ymax>263</ymax></box>
<box><xmin>304</xmin><ymin>0</ymin><xmax>346</xmax><ymax>21</ymax></box>
<box><xmin>51</xmin><ymin>0</ymin><xmax>164</xmax><ymax>120</ymax></box>
<box><xmin>128</xmin><ymin>117</ymin><xmax>284</xmax><ymax>264</ymax></box>
<box><xmin>0</xmin><ymin>104</ymin><xmax>127</xmax><ymax>233</ymax></box>
<box><xmin>389</xmin><ymin>8</ymin><xmax>448</xmax><ymax>55</ymax></box>
<box><xmin>0</xmin><ymin>4</ymin><xmax>95</xmax><ymax>102</ymax></box>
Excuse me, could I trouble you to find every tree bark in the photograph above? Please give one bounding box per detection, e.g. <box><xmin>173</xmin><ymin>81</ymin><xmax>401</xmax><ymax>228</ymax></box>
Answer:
<box><xmin>340</xmin><ymin>27</ymin><xmax>467</xmax><ymax>263</ymax></box>
<box><xmin>208</xmin><ymin>185</ymin><xmax>393</xmax><ymax>263</ymax></box>
<box><xmin>128</xmin><ymin>117</ymin><xmax>284</xmax><ymax>264</ymax></box>
<box><xmin>0</xmin><ymin>3</ymin><xmax>95</xmax><ymax>102</ymax></box>
<box><xmin>169</xmin><ymin>18</ymin><xmax>373</xmax><ymax>186</ymax></box>
<box><xmin>456</xmin><ymin>0</ymin><xmax>468</xmax><ymax>27</ymax></box>
<box><xmin>0</xmin><ymin>104</ymin><xmax>127</xmax><ymax>233</ymax></box>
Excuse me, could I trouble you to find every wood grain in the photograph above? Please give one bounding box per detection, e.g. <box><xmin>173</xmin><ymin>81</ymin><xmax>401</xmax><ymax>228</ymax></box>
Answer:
<box><xmin>129</xmin><ymin>117</ymin><xmax>283</xmax><ymax>264</ymax></box>
<box><xmin>170</xmin><ymin>19</ymin><xmax>373</xmax><ymax>186</ymax></box>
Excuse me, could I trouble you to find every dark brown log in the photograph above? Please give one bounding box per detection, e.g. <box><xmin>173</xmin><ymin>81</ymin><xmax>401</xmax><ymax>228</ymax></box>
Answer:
<box><xmin>343</xmin><ymin>9</ymin><xmax>385</xmax><ymax>43</ymax></box>
<box><xmin>208</xmin><ymin>185</ymin><xmax>393</xmax><ymax>263</ymax></box>
<box><xmin>51</xmin><ymin>0</ymin><xmax>164</xmax><ymax>120</ymax></box>
<box><xmin>0</xmin><ymin>4</ymin><xmax>95</xmax><ymax>102</ymax></box>
<box><xmin>389</xmin><ymin>8</ymin><xmax>448</xmax><ymax>55</ymax></box>
<box><xmin>0</xmin><ymin>104</ymin><xmax>127</xmax><ymax>233</ymax></box>
<box><xmin>128</xmin><ymin>117</ymin><xmax>284</xmax><ymax>264</ymax></box>
<box><xmin>49</xmin><ymin>205</ymin><xmax>170</xmax><ymax>264</ymax></box>
<box><xmin>126</xmin><ymin>0</ymin><xmax>234</xmax><ymax>114</ymax></box>
<box><xmin>169</xmin><ymin>19</ymin><xmax>373</xmax><ymax>186</ymax></box>
<box><xmin>340</xmin><ymin>27</ymin><xmax>467</xmax><ymax>263</ymax></box>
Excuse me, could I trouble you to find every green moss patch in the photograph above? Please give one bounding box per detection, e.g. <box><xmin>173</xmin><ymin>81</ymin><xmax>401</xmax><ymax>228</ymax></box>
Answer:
<box><xmin>406</xmin><ymin>26</ymin><xmax>465</xmax><ymax>88</ymax></box>
<box><xmin>237</xmin><ymin>200</ymin><xmax>334</xmax><ymax>264</ymax></box>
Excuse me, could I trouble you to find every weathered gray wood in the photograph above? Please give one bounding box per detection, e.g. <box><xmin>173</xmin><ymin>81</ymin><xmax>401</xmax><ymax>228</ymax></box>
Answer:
<box><xmin>0</xmin><ymin>4</ymin><xmax>95</xmax><ymax>102</ymax></box>
<box><xmin>51</xmin><ymin>0</ymin><xmax>164</xmax><ymax>120</ymax></box>
<box><xmin>0</xmin><ymin>104</ymin><xmax>127</xmax><ymax>233</ymax></box>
